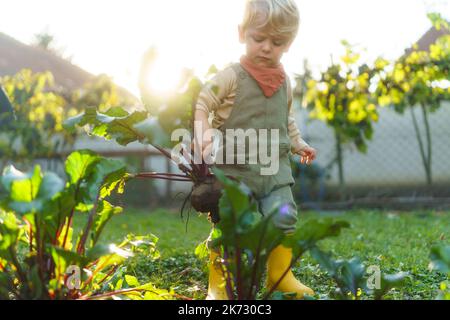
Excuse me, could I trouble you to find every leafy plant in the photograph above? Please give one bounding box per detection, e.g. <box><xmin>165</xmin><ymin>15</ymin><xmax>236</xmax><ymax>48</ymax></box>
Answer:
<box><xmin>201</xmin><ymin>169</ymin><xmax>410</xmax><ymax>300</ymax></box>
<box><xmin>305</xmin><ymin>42</ymin><xmax>380</xmax><ymax>199</ymax></box>
<box><xmin>0</xmin><ymin>150</ymin><xmax>171</xmax><ymax>299</ymax></box>
<box><xmin>69</xmin><ymin>74</ymin><xmax>138</xmax><ymax>113</ymax></box>
<box><xmin>64</xmin><ymin>104</ymin><xmax>240</xmax><ymax>223</ymax></box>
<box><xmin>374</xmin><ymin>14</ymin><xmax>450</xmax><ymax>185</ymax></box>
<box><xmin>207</xmin><ymin>167</ymin><xmax>350</xmax><ymax>300</ymax></box>
<box><xmin>0</xmin><ymin>70</ymin><xmax>77</xmax><ymax>170</ymax></box>
<box><xmin>309</xmin><ymin>247</ymin><xmax>408</xmax><ymax>300</ymax></box>
<box><xmin>429</xmin><ymin>244</ymin><xmax>450</xmax><ymax>300</ymax></box>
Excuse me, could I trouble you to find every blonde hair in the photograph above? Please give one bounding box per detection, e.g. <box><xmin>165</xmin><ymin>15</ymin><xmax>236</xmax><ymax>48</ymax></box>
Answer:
<box><xmin>240</xmin><ymin>0</ymin><xmax>300</xmax><ymax>41</ymax></box>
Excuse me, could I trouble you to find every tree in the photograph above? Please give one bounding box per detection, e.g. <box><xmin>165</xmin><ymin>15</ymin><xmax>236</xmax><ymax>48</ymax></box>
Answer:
<box><xmin>0</xmin><ymin>70</ymin><xmax>77</xmax><ymax>170</ymax></box>
<box><xmin>305</xmin><ymin>42</ymin><xmax>380</xmax><ymax>199</ymax></box>
<box><xmin>32</xmin><ymin>29</ymin><xmax>73</xmax><ymax>62</ymax></box>
<box><xmin>375</xmin><ymin>13</ymin><xmax>450</xmax><ymax>186</ymax></box>
<box><xmin>33</xmin><ymin>31</ymin><xmax>54</xmax><ymax>51</ymax></box>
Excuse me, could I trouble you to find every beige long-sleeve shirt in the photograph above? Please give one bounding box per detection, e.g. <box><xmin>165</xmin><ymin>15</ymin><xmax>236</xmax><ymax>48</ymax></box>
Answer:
<box><xmin>195</xmin><ymin>66</ymin><xmax>310</xmax><ymax>154</ymax></box>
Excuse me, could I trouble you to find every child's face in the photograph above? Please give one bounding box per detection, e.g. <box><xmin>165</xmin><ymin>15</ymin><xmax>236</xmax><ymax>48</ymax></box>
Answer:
<box><xmin>238</xmin><ymin>24</ymin><xmax>293</xmax><ymax>68</ymax></box>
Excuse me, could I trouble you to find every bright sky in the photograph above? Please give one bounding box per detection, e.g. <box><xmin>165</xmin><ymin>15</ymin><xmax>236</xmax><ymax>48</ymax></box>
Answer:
<box><xmin>1</xmin><ymin>0</ymin><xmax>449</xmax><ymax>98</ymax></box>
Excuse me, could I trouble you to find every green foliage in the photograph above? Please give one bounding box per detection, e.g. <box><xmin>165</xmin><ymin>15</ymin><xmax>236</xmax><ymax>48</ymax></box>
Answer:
<box><xmin>64</xmin><ymin>106</ymin><xmax>174</xmax><ymax>148</ymax></box>
<box><xmin>305</xmin><ymin>42</ymin><xmax>379</xmax><ymax>153</ymax></box>
<box><xmin>31</xmin><ymin>30</ymin><xmax>71</xmax><ymax>61</ymax></box>
<box><xmin>429</xmin><ymin>244</ymin><xmax>450</xmax><ymax>299</ymax></box>
<box><xmin>204</xmin><ymin>168</ymin><xmax>411</xmax><ymax>300</ymax></box>
<box><xmin>372</xmin><ymin>271</ymin><xmax>410</xmax><ymax>300</ymax></box>
<box><xmin>374</xmin><ymin>14</ymin><xmax>450</xmax><ymax>185</ymax></box>
<box><xmin>303</xmin><ymin>13</ymin><xmax>449</xmax><ymax>188</ymax></box>
<box><xmin>0</xmin><ymin>70</ymin><xmax>77</xmax><ymax>167</ymax></box>
<box><xmin>0</xmin><ymin>70</ymin><xmax>140</xmax><ymax>171</ymax></box>
<box><xmin>209</xmin><ymin>167</ymin><xmax>279</xmax><ymax>299</ymax></box>
<box><xmin>64</xmin><ymin>92</ymin><xmax>218</xmax><ymax>204</ymax></box>
<box><xmin>309</xmin><ymin>247</ymin><xmax>408</xmax><ymax>300</ymax></box>
<box><xmin>283</xmin><ymin>219</ymin><xmax>350</xmax><ymax>257</ymax></box>
<box><xmin>209</xmin><ymin>167</ymin><xmax>350</xmax><ymax>300</ymax></box>
<box><xmin>32</xmin><ymin>31</ymin><xmax>55</xmax><ymax>51</ymax></box>
<box><xmin>428</xmin><ymin>12</ymin><xmax>450</xmax><ymax>32</ymax></box>
<box><xmin>89</xmin><ymin>208</ymin><xmax>448</xmax><ymax>300</ymax></box>
<box><xmin>75</xmin><ymin>208</ymin><xmax>449</xmax><ymax>300</ymax></box>
<box><xmin>69</xmin><ymin>74</ymin><xmax>137</xmax><ymax>113</ymax></box>
<box><xmin>375</xmin><ymin>37</ymin><xmax>449</xmax><ymax>112</ymax></box>
<box><xmin>0</xmin><ymin>150</ymin><xmax>171</xmax><ymax>300</ymax></box>
<box><xmin>430</xmin><ymin>245</ymin><xmax>450</xmax><ymax>274</ymax></box>
<box><xmin>0</xmin><ymin>86</ymin><xmax>14</xmax><ymax>120</ymax></box>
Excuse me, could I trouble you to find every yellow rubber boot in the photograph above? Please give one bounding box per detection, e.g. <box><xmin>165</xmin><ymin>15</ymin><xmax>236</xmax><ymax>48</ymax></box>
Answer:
<box><xmin>266</xmin><ymin>245</ymin><xmax>314</xmax><ymax>299</ymax></box>
<box><xmin>206</xmin><ymin>249</ymin><xmax>230</xmax><ymax>300</ymax></box>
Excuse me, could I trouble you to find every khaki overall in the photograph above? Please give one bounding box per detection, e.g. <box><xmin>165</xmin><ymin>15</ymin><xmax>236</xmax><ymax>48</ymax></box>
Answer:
<box><xmin>213</xmin><ymin>63</ymin><xmax>298</xmax><ymax>234</ymax></box>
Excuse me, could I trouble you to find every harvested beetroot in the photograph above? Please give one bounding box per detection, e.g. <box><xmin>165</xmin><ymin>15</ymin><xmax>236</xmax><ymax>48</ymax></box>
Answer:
<box><xmin>190</xmin><ymin>175</ymin><xmax>224</xmax><ymax>223</ymax></box>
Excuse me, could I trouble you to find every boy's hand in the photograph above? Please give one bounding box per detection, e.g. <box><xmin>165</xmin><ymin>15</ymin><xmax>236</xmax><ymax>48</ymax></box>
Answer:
<box><xmin>298</xmin><ymin>146</ymin><xmax>317</xmax><ymax>165</ymax></box>
<box><xmin>193</xmin><ymin>110</ymin><xmax>214</xmax><ymax>162</ymax></box>
<box><xmin>190</xmin><ymin>130</ymin><xmax>214</xmax><ymax>162</ymax></box>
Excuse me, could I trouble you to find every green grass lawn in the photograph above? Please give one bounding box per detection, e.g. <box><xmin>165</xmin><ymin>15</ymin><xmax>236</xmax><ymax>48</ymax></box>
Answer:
<box><xmin>74</xmin><ymin>207</ymin><xmax>450</xmax><ymax>300</ymax></box>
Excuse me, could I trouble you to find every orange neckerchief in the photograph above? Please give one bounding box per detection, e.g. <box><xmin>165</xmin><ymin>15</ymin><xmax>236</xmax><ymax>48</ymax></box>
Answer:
<box><xmin>239</xmin><ymin>55</ymin><xmax>286</xmax><ymax>98</ymax></box>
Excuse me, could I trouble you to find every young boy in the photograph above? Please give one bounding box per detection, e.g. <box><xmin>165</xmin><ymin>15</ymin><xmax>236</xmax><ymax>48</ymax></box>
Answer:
<box><xmin>194</xmin><ymin>0</ymin><xmax>317</xmax><ymax>299</ymax></box>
